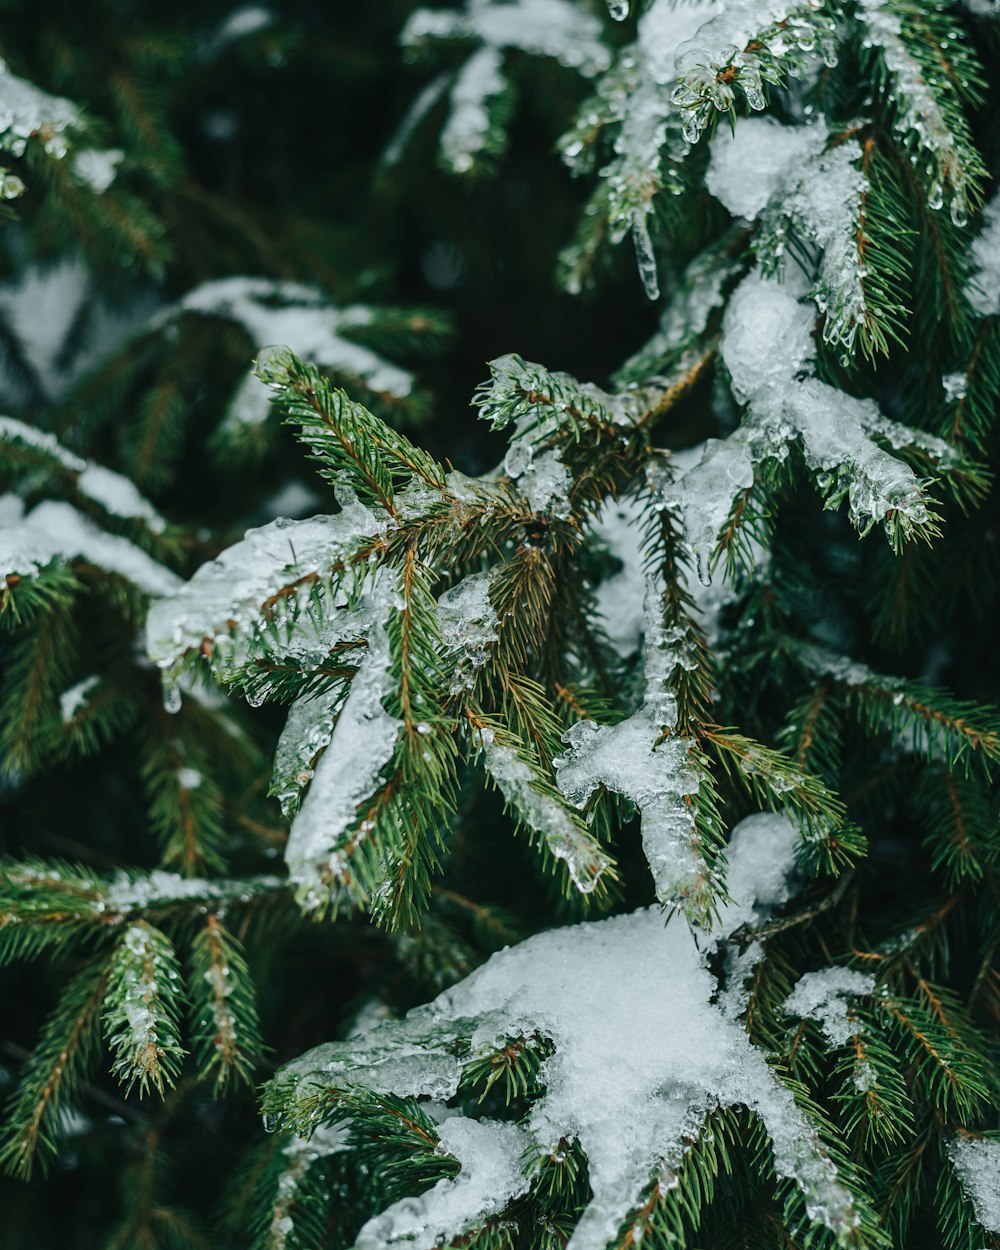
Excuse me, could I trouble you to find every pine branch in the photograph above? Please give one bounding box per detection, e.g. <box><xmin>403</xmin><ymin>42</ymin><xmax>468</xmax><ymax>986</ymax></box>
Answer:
<box><xmin>0</xmin><ymin>956</ymin><xmax>109</xmax><ymax>1177</ymax></box>
<box><xmin>188</xmin><ymin>914</ymin><xmax>263</xmax><ymax>1095</ymax></box>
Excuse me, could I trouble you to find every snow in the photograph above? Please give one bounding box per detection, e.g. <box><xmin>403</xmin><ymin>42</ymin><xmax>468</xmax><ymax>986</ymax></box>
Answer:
<box><xmin>214</xmin><ymin>5</ymin><xmax>275</xmax><ymax>44</ymax></box>
<box><xmin>708</xmin><ymin>118</ymin><xmax>874</xmax><ymax>351</ymax></box>
<box><xmin>440</xmin><ymin>46</ymin><xmax>505</xmax><ymax>174</ymax></box>
<box><xmin>476</xmin><ymin>726</ymin><xmax>613</xmax><ymax>894</ymax></box>
<box><xmin>60</xmin><ymin>675</ymin><xmax>99</xmax><ymax>723</ymax></box>
<box><xmin>555</xmin><ymin>575</ymin><xmax>711</xmax><ymax>909</ymax></box>
<box><xmin>146</xmin><ymin>493</ymin><xmax>390</xmax><ymax>673</ymax></box>
<box><xmin>0</xmin><ymin>415</ymin><xmax>167</xmax><ymax>529</ymax></box>
<box><xmin>721</xmin><ymin>272</ymin><xmax>815</xmax><ymax>401</ymax></box>
<box><xmin>436</xmin><ymin>573</ymin><xmax>498</xmax><ymax>693</ymax></box>
<box><xmin>783</xmin><ymin>968</ymin><xmax>877</xmax><ymax>1046</ymax></box>
<box><xmin>400</xmin><ymin>0</ymin><xmax>609</xmax><ymax>173</ymax></box>
<box><xmin>967</xmin><ymin>192</ymin><xmax>1000</xmax><ymax>318</ymax></box>
<box><xmin>283</xmin><ymin>576</ymin><xmax>403</xmax><ymax>912</ymax></box>
<box><xmin>0</xmin><ymin>257</ymin><xmax>161</xmax><ymax>404</ymax></box>
<box><xmin>402</xmin><ymin>0</ymin><xmax>610</xmax><ymax>76</ymax></box>
<box><xmin>277</xmin><ymin>813</ymin><xmax>860</xmax><ymax>1250</ymax></box>
<box><xmin>663</xmin><ymin>273</ymin><xmax>946</xmax><ymax>577</ymax></box>
<box><xmin>589</xmin><ymin>497</ymin><xmax>646</xmax><ymax>656</ymax></box>
<box><xmin>0</xmin><ymin>499</ymin><xmax>179</xmax><ymax>595</ymax></box>
<box><xmin>707</xmin><ymin>118</ymin><xmax>826</xmax><ymax>221</ymax></box>
<box><xmin>72</xmin><ymin>147</ymin><xmax>123</xmax><ymax>193</ymax></box>
<box><xmin>948</xmin><ymin>1136</ymin><xmax>1000</xmax><ymax>1233</ymax></box>
<box><xmin>355</xmin><ymin>1116</ymin><xmax>530</xmax><ymax>1250</ymax></box>
<box><xmin>167</xmin><ymin>278</ymin><xmax>415</xmax><ymax>434</ymax></box>
<box><xmin>383</xmin><ymin>74</ymin><xmax>451</xmax><ymax>168</ymax></box>
<box><xmin>0</xmin><ymin>57</ymin><xmax>79</xmax><ymax>160</ymax></box>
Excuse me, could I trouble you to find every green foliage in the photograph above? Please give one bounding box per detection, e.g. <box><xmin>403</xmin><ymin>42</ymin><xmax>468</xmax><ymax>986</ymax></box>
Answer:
<box><xmin>2</xmin><ymin>0</ymin><xmax>1000</xmax><ymax>1247</ymax></box>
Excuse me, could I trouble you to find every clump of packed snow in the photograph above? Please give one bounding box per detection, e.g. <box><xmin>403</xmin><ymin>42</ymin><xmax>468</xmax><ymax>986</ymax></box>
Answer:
<box><xmin>59</xmin><ymin>675</ymin><xmax>99</xmax><ymax>723</ymax></box>
<box><xmin>707</xmin><ymin>118</ymin><xmax>826</xmax><ymax>221</ymax></box>
<box><xmin>784</xmin><ymin>968</ymin><xmax>877</xmax><ymax>1046</ymax></box>
<box><xmin>276</xmin><ymin>812</ymin><xmax>860</xmax><ymax>1250</ymax></box>
<box><xmin>556</xmin><ymin>574</ymin><xmax>709</xmax><ymax>909</ymax></box>
<box><xmin>948</xmin><ymin>1136</ymin><xmax>1000</xmax><ymax>1234</ymax></box>
<box><xmin>72</xmin><ymin>147</ymin><xmax>123</xmax><ymax>193</ymax></box>
<box><xmin>708</xmin><ymin>118</ymin><xmax>877</xmax><ymax>352</ymax></box>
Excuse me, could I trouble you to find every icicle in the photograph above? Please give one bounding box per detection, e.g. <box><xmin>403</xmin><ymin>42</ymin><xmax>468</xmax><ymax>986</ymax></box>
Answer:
<box><xmin>161</xmin><ymin>669</ymin><xmax>182</xmax><ymax>715</ymax></box>
<box><xmin>632</xmin><ymin>215</ymin><xmax>660</xmax><ymax>300</ymax></box>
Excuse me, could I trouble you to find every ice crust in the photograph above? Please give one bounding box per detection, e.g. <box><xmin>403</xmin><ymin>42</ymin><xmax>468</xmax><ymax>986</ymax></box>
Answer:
<box><xmin>278</xmin><ymin>813</ymin><xmax>859</xmax><ymax>1250</ymax></box>
<box><xmin>268</xmin><ymin>1123</ymin><xmax>350</xmax><ymax>1249</ymax></box>
<box><xmin>146</xmin><ymin>494</ymin><xmax>390</xmax><ymax>671</ymax></box>
<box><xmin>436</xmin><ymin>573</ymin><xmax>498</xmax><ymax>692</ymax></box>
<box><xmin>102</xmin><ymin>869</ymin><xmax>283</xmax><ymax>914</ymax></box>
<box><xmin>477</xmin><ymin>726</ymin><xmax>612</xmax><ymax>894</ymax></box>
<box><xmin>948</xmin><ymin>1136</ymin><xmax>1000</xmax><ymax>1233</ymax></box>
<box><xmin>784</xmin><ymin>968</ymin><xmax>877</xmax><ymax>1046</ymax></box>
<box><xmin>858</xmin><ymin>0</ymin><xmax>975</xmax><ymax>225</ymax></box>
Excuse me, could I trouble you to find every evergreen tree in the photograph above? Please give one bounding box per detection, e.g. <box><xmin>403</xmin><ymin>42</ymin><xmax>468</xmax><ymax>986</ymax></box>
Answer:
<box><xmin>2</xmin><ymin>1</ymin><xmax>1000</xmax><ymax>1248</ymax></box>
